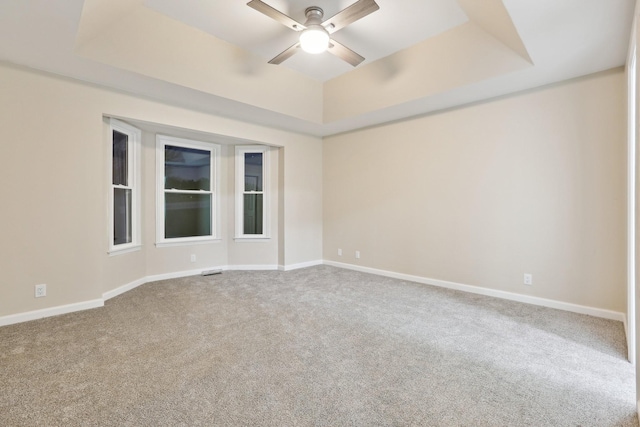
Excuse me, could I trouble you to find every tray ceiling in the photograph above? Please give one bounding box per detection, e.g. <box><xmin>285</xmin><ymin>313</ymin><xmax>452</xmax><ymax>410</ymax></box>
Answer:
<box><xmin>0</xmin><ymin>0</ymin><xmax>634</xmax><ymax>136</ymax></box>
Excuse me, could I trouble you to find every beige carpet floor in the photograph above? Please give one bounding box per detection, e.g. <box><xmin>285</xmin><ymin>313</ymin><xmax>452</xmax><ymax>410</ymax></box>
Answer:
<box><xmin>0</xmin><ymin>265</ymin><xmax>637</xmax><ymax>426</ymax></box>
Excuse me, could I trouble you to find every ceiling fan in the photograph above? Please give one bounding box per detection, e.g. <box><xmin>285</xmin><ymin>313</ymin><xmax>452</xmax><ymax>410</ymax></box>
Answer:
<box><xmin>246</xmin><ymin>0</ymin><xmax>380</xmax><ymax>67</ymax></box>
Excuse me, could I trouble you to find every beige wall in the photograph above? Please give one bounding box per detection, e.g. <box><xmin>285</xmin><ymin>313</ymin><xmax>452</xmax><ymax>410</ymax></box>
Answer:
<box><xmin>0</xmin><ymin>59</ymin><xmax>626</xmax><ymax>320</ymax></box>
<box><xmin>0</xmin><ymin>63</ymin><xmax>322</xmax><ymax>318</ymax></box>
<box><xmin>324</xmin><ymin>69</ymin><xmax>627</xmax><ymax>312</ymax></box>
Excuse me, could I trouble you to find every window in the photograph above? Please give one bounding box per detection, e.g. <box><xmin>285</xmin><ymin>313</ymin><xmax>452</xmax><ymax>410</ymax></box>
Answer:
<box><xmin>156</xmin><ymin>135</ymin><xmax>220</xmax><ymax>245</ymax></box>
<box><xmin>109</xmin><ymin>119</ymin><xmax>141</xmax><ymax>254</ymax></box>
<box><xmin>235</xmin><ymin>145</ymin><xmax>269</xmax><ymax>239</ymax></box>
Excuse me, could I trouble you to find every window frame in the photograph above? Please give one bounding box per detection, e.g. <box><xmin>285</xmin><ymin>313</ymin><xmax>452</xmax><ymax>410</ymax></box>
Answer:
<box><xmin>156</xmin><ymin>135</ymin><xmax>220</xmax><ymax>247</ymax></box>
<box><xmin>235</xmin><ymin>145</ymin><xmax>270</xmax><ymax>240</ymax></box>
<box><xmin>108</xmin><ymin>118</ymin><xmax>142</xmax><ymax>255</ymax></box>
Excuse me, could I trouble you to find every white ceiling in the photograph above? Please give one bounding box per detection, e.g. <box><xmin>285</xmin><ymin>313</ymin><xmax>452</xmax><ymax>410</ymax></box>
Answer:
<box><xmin>0</xmin><ymin>0</ymin><xmax>635</xmax><ymax>137</ymax></box>
<box><xmin>143</xmin><ymin>0</ymin><xmax>469</xmax><ymax>81</ymax></box>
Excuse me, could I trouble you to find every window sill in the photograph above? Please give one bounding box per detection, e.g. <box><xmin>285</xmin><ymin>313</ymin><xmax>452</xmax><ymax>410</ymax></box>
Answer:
<box><xmin>233</xmin><ymin>237</ymin><xmax>271</xmax><ymax>243</ymax></box>
<box><xmin>155</xmin><ymin>238</ymin><xmax>221</xmax><ymax>248</ymax></box>
<box><xmin>108</xmin><ymin>244</ymin><xmax>142</xmax><ymax>256</ymax></box>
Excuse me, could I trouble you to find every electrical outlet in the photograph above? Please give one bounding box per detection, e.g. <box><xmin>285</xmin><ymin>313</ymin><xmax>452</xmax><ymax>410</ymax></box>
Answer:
<box><xmin>338</xmin><ymin>248</ymin><xmax>342</xmax><ymax>256</ymax></box>
<box><xmin>524</xmin><ymin>273</ymin><xmax>533</xmax><ymax>286</ymax></box>
<box><xmin>355</xmin><ymin>250</ymin><xmax>360</xmax><ymax>259</ymax></box>
<box><xmin>35</xmin><ymin>284</ymin><xmax>46</xmax><ymax>298</ymax></box>
<box><xmin>190</xmin><ymin>254</ymin><xmax>196</xmax><ymax>263</ymax></box>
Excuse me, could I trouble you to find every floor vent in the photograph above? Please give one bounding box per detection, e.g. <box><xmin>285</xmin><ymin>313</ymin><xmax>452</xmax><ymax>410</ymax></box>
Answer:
<box><xmin>202</xmin><ymin>269</ymin><xmax>222</xmax><ymax>276</ymax></box>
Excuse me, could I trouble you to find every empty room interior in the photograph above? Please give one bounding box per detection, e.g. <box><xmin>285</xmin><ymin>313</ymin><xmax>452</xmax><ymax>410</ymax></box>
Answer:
<box><xmin>2</xmin><ymin>0</ymin><xmax>640</xmax><ymax>425</ymax></box>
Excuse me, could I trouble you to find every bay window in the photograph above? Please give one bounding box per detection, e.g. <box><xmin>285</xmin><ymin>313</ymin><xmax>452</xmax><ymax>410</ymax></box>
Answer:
<box><xmin>109</xmin><ymin>118</ymin><xmax>141</xmax><ymax>254</ymax></box>
<box><xmin>235</xmin><ymin>145</ymin><xmax>269</xmax><ymax>239</ymax></box>
<box><xmin>157</xmin><ymin>135</ymin><xmax>220</xmax><ymax>245</ymax></box>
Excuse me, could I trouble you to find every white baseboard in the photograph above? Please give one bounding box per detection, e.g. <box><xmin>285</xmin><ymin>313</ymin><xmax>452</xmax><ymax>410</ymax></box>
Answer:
<box><xmin>104</xmin><ymin>264</ymin><xmax>281</xmax><ymax>303</ymax></box>
<box><xmin>224</xmin><ymin>264</ymin><xmax>279</xmax><ymax>271</ymax></box>
<box><xmin>145</xmin><ymin>267</ymin><xmax>221</xmax><ymax>283</ymax></box>
<box><xmin>279</xmin><ymin>260</ymin><xmax>324</xmax><ymax>271</ymax></box>
<box><xmin>0</xmin><ymin>264</ymin><xmax>289</xmax><ymax>327</ymax></box>
<box><xmin>623</xmin><ymin>314</ymin><xmax>636</xmax><ymax>364</ymax></box>
<box><xmin>103</xmin><ymin>277</ymin><xmax>147</xmax><ymax>301</ymax></box>
<box><xmin>3</xmin><ymin>261</ymin><xmax>626</xmax><ymax>328</ymax></box>
<box><xmin>323</xmin><ymin>260</ymin><xmax>626</xmax><ymax>323</ymax></box>
<box><xmin>102</xmin><ymin>268</ymin><xmax>214</xmax><ymax>302</ymax></box>
<box><xmin>0</xmin><ymin>299</ymin><xmax>104</xmax><ymax>327</ymax></box>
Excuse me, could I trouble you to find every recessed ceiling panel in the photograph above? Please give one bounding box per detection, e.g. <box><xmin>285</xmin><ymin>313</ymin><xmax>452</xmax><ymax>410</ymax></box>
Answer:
<box><xmin>143</xmin><ymin>0</ymin><xmax>469</xmax><ymax>81</ymax></box>
<box><xmin>0</xmin><ymin>0</ymin><xmax>633</xmax><ymax>137</ymax></box>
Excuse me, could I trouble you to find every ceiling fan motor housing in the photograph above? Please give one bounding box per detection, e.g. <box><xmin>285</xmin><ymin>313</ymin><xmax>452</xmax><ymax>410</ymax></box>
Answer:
<box><xmin>304</xmin><ymin>6</ymin><xmax>324</xmax><ymax>24</ymax></box>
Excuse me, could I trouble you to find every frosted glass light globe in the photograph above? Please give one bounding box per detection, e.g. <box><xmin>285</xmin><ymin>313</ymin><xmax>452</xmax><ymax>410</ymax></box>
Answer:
<box><xmin>300</xmin><ymin>26</ymin><xmax>329</xmax><ymax>54</ymax></box>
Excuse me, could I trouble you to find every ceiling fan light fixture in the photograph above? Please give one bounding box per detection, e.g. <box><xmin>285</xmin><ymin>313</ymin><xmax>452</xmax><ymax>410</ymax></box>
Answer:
<box><xmin>299</xmin><ymin>25</ymin><xmax>330</xmax><ymax>54</ymax></box>
<box><xmin>248</xmin><ymin>0</ymin><xmax>379</xmax><ymax>65</ymax></box>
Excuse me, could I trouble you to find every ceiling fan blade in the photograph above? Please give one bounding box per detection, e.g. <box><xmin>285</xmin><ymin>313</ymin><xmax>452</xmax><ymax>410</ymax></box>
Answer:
<box><xmin>323</xmin><ymin>0</ymin><xmax>380</xmax><ymax>34</ymax></box>
<box><xmin>268</xmin><ymin>42</ymin><xmax>301</xmax><ymax>65</ymax></box>
<box><xmin>327</xmin><ymin>39</ymin><xmax>365</xmax><ymax>67</ymax></box>
<box><xmin>247</xmin><ymin>0</ymin><xmax>305</xmax><ymax>31</ymax></box>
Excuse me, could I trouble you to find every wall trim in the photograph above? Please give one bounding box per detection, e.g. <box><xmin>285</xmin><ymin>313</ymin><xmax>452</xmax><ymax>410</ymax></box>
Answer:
<box><xmin>103</xmin><ymin>268</ymin><xmax>211</xmax><ymax>302</ymax></box>
<box><xmin>145</xmin><ymin>267</ymin><xmax>219</xmax><ymax>283</ymax></box>
<box><xmin>624</xmin><ymin>314</ymin><xmax>628</xmax><ymax>335</ymax></box>
<box><xmin>2</xmin><ymin>261</ymin><xmax>625</xmax><ymax>327</ymax></box>
<box><xmin>279</xmin><ymin>260</ymin><xmax>324</xmax><ymax>271</ymax></box>
<box><xmin>0</xmin><ymin>265</ymin><xmax>277</xmax><ymax>327</ymax></box>
<box><xmin>103</xmin><ymin>265</ymin><xmax>282</xmax><ymax>302</ymax></box>
<box><xmin>103</xmin><ymin>277</ymin><xmax>147</xmax><ymax>301</ymax></box>
<box><xmin>0</xmin><ymin>299</ymin><xmax>104</xmax><ymax>327</ymax></box>
<box><xmin>224</xmin><ymin>264</ymin><xmax>279</xmax><ymax>271</ymax></box>
<box><xmin>323</xmin><ymin>260</ymin><xmax>626</xmax><ymax>323</ymax></box>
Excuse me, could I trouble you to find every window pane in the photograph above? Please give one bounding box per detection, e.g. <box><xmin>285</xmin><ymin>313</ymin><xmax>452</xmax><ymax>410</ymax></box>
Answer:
<box><xmin>244</xmin><ymin>153</ymin><xmax>263</xmax><ymax>192</ymax></box>
<box><xmin>165</xmin><ymin>193</ymin><xmax>212</xmax><ymax>238</ymax></box>
<box><xmin>114</xmin><ymin>188</ymin><xmax>132</xmax><ymax>245</ymax></box>
<box><xmin>113</xmin><ymin>131</ymin><xmax>128</xmax><ymax>186</ymax></box>
<box><xmin>165</xmin><ymin>145</ymin><xmax>211</xmax><ymax>191</ymax></box>
<box><xmin>243</xmin><ymin>194</ymin><xmax>263</xmax><ymax>235</ymax></box>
